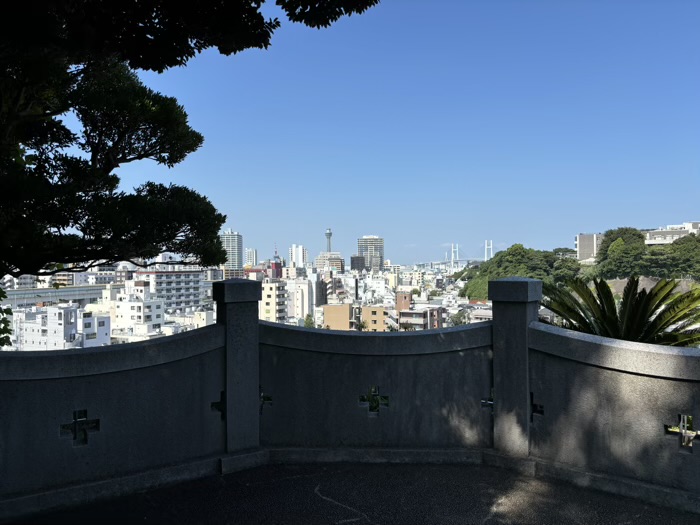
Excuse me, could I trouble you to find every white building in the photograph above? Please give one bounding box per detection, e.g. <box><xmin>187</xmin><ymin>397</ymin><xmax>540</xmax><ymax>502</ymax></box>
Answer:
<box><xmin>288</xmin><ymin>244</ymin><xmax>308</xmax><ymax>268</ymax></box>
<box><xmin>314</xmin><ymin>252</ymin><xmax>344</xmax><ymax>272</ymax></box>
<box><xmin>259</xmin><ymin>278</ymin><xmax>287</xmax><ymax>324</ymax></box>
<box><xmin>165</xmin><ymin>309</ymin><xmax>215</xmax><ymax>331</ymax></box>
<box><xmin>645</xmin><ymin>222</ymin><xmax>700</xmax><ymax>246</ymax></box>
<box><xmin>95</xmin><ymin>280</ymin><xmax>166</xmax><ymax>344</ymax></box>
<box><xmin>575</xmin><ymin>233</ymin><xmax>604</xmax><ymax>263</ymax></box>
<box><xmin>135</xmin><ymin>269</ymin><xmax>205</xmax><ymax>310</ymax></box>
<box><xmin>285</xmin><ymin>278</ymin><xmax>313</xmax><ymax>322</ymax></box>
<box><xmin>10</xmin><ymin>304</ymin><xmax>110</xmax><ymax>351</ymax></box>
<box><xmin>220</xmin><ymin>229</ymin><xmax>243</xmax><ymax>270</ymax></box>
<box><xmin>245</xmin><ymin>248</ymin><xmax>258</xmax><ymax>267</ymax></box>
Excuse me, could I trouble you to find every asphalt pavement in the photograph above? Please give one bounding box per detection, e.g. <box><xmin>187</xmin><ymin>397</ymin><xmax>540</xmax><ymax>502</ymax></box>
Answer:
<box><xmin>21</xmin><ymin>463</ymin><xmax>699</xmax><ymax>524</ymax></box>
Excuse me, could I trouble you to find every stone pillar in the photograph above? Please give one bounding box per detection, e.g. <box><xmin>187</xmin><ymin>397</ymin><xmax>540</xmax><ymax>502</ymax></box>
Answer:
<box><xmin>213</xmin><ymin>278</ymin><xmax>262</xmax><ymax>453</ymax></box>
<box><xmin>489</xmin><ymin>277</ymin><xmax>542</xmax><ymax>458</ymax></box>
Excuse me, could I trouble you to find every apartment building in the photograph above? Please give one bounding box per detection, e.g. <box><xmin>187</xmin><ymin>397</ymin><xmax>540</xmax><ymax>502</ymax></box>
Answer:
<box><xmin>286</xmin><ymin>278</ymin><xmax>313</xmax><ymax>322</ymax></box>
<box><xmin>11</xmin><ymin>304</ymin><xmax>110</xmax><ymax>350</ymax></box>
<box><xmin>135</xmin><ymin>269</ymin><xmax>204</xmax><ymax>310</ymax></box>
<box><xmin>322</xmin><ymin>304</ymin><xmax>356</xmax><ymax>330</ymax></box>
<box><xmin>361</xmin><ymin>306</ymin><xmax>389</xmax><ymax>332</ymax></box>
<box><xmin>398</xmin><ymin>305</ymin><xmax>445</xmax><ymax>331</ymax></box>
<box><xmin>259</xmin><ymin>278</ymin><xmax>287</xmax><ymax>323</ymax></box>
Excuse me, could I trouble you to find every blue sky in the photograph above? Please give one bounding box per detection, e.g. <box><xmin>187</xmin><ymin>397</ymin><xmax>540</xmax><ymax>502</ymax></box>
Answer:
<box><xmin>117</xmin><ymin>0</ymin><xmax>700</xmax><ymax>265</ymax></box>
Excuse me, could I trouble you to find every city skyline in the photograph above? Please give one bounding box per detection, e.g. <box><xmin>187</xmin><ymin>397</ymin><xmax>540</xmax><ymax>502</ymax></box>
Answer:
<box><xmin>115</xmin><ymin>1</ymin><xmax>700</xmax><ymax>264</ymax></box>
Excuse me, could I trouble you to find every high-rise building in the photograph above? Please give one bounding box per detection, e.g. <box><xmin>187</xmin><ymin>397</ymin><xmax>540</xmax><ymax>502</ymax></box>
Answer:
<box><xmin>350</xmin><ymin>255</ymin><xmax>366</xmax><ymax>272</ymax></box>
<box><xmin>220</xmin><ymin>229</ymin><xmax>243</xmax><ymax>270</ymax></box>
<box><xmin>245</xmin><ymin>248</ymin><xmax>258</xmax><ymax>267</ymax></box>
<box><xmin>357</xmin><ymin>235</ymin><xmax>384</xmax><ymax>272</ymax></box>
<box><xmin>289</xmin><ymin>244</ymin><xmax>308</xmax><ymax>268</ymax></box>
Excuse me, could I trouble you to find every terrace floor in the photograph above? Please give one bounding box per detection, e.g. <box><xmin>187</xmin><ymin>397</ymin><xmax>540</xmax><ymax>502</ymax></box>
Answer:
<box><xmin>24</xmin><ymin>463</ymin><xmax>698</xmax><ymax>524</ymax></box>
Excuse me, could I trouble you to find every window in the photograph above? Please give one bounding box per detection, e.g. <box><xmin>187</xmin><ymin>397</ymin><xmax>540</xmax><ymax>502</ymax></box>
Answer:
<box><xmin>86</xmin><ymin>333</ymin><xmax>97</xmax><ymax>340</ymax></box>
<box><xmin>57</xmin><ymin>312</ymin><xmax>63</xmax><ymax>321</ymax></box>
<box><xmin>131</xmin><ymin>306</ymin><xmax>135</xmax><ymax>310</ymax></box>
<box><xmin>372</xmin><ymin>310</ymin><xmax>377</xmax><ymax>315</ymax></box>
<box><xmin>156</xmin><ymin>305</ymin><xmax>161</xmax><ymax>309</ymax></box>
<box><xmin>98</xmin><ymin>321</ymin><xmax>105</xmax><ymax>327</ymax></box>
<box><xmin>153</xmin><ymin>323</ymin><xmax>161</xmax><ymax>330</ymax></box>
<box><xmin>156</xmin><ymin>314</ymin><xmax>161</xmax><ymax>319</ymax></box>
<box><xmin>371</xmin><ymin>320</ymin><xmax>377</xmax><ymax>325</ymax></box>
<box><xmin>84</xmin><ymin>322</ymin><xmax>92</xmax><ymax>328</ymax></box>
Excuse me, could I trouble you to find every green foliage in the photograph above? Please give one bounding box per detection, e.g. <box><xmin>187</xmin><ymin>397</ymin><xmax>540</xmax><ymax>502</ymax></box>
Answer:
<box><xmin>596</xmin><ymin>227</ymin><xmax>645</xmax><ymax>265</ymax></box>
<box><xmin>449</xmin><ymin>310</ymin><xmax>468</xmax><ymax>326</ymax></box>
<box><xmin>1</xmin><ymin>1</ymin><xmax>378</xmax><ymax>277</ymax></box>
<box><xmin>552</xmin><ymin>258</ymin><xmax>582</xmax><ymax>284</ymax></box>
<box><xmin>667</xmin><ymin>234</ymin><xmax>700</xmax><ymax>279</ymax></box>
<box><xmin>357</xmin><ymin>319</ymin><xmax>368</xmax><ymax>332</ymax></box>
<box><xmin>459</xmin><ymin>244</ymin><xmax>579</xmax><ymax>300</ymax></box>
<box><xmin>411</xmin><ymin>288</ymin><xmax>421</xmax><ymax>296</ymax></box>
<box><xmin>0</xmin><ymin>288</ymin><xmax>11</xmax><ymax>347</ymax></box>
<box><xmin>542</xmin><ymin>277</ymin><xmax>700</xmax><ymax>346</ymax></box>
<box><xmin>598</xmin><ymin>237</ymin><xmax>646</xmax><ymax>279</ymax></box>
<box><xmin>303</xmin><ymin>314</ymin><xmax>314</xmax><ymax>328</ymax></box>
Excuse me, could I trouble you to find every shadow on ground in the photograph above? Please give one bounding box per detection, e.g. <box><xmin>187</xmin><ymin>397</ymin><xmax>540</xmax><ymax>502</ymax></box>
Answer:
<box><xmin>20</xmin><ymin>463</ymin><xmax>699</xmax><ymax>525</ymax></box>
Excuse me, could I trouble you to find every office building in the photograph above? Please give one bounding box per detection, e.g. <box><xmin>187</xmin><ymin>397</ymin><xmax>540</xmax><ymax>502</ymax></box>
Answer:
<box><xmin>357</xmin><ymin>235</ymin><xmax>384</xmax><ymax>272</ymax></box>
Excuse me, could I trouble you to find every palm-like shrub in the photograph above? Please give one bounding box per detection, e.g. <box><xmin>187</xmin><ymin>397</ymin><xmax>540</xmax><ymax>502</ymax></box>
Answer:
<box><xmin>541</xmin><ymin>276</ymin><xmax>700</xmax><ymax>346</ymax></box>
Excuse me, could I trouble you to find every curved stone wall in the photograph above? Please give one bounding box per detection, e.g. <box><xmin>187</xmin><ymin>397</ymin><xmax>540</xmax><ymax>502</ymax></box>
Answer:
<box><xmin>0</xmin><ymin>324</ymin><xmax>228</xmax><ymax>499</ymax></box>
<box><xmin>259</xmin><ymin>322</ymin><xmax>494</xmax><ymax>449</ymax></box>
<box><xmin>528</xmin><ymin>321</ymin><xmax>700</xmax><ymax>495</ymax></box>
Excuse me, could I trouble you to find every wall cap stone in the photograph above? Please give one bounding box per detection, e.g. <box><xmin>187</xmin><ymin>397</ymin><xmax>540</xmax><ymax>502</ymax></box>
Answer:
<box><xmin>489</xmin><ymin>278</ymin><xmax>542</xmax><ymax>303</ymax></box>
<box><xmin>213</xmin><ymin>278</ymin><xmax>262</xmax><ymax>303</ymax></box>
<box><xmin>259</xmin><ymin>321</ymin><xmax>492</xmax><ymax>355</ymax></box>
<box><xmin>529</xmin><ymin>321</ymin><xmax>700</xmax><ymax>379</ymax></box>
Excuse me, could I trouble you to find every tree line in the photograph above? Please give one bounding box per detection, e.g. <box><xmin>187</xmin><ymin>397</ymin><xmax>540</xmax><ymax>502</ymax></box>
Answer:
<box><xmin>454</xmin><ymin>227</ymin><xmax>700</xmax><ymax>300</ymax></box>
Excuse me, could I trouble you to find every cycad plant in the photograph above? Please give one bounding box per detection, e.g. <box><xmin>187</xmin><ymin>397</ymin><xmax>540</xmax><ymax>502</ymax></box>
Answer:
<box><xmin>541</xmin><ymin>276</ymin><xmax>700</xmax><ymax>346</ymax></box>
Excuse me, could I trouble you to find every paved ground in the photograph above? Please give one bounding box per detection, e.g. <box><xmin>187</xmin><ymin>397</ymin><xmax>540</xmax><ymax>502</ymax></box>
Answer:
<box><xmin>22</xmin><ymin>463</ymin><xmax>699</xmax><ymax>524</ymax></box>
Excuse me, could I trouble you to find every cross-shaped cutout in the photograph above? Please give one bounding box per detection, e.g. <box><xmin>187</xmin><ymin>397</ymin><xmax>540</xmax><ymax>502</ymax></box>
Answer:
<box><xmin>665</xmin><ymin>414</ymin><xmax>696</xmax><ymax>453</ymax></box>
<box><xmin>359</xmin><ymin>386</ymin><xmax>389</xmax><ymax>417</ymax></box>
<box><xmin>60</xmin><ymin>409</ymin><xmax>100</xmax><ymax>447</ymax></box>
<box><xmin>211</xmin><ymin>390</ymin><xmax>226</xmax><ymax>420</ymax></box>
<box><xmin>530</xmin><ymin>392</ymin><xmax>544</xmax><ymax>423</ymax></box>
<box><xmin>260</xmin><ymin>385</ymin><xmax>272</xmax><ymax>415</ymax></box>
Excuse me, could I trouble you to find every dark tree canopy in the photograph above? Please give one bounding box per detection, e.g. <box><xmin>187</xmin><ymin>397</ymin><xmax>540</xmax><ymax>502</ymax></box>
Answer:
<box><xmin>457</xmin><ymin>244</ymin><xmax>581</xmax><ymax>300</ymax></box>
<box><xmin>595</xmin><ymin>227</ymin><xmax>645</xmax><ymax>265</ymax></box>
<box><xmin>1</xmin><ymin>1</ymin><xmax>380</xmax><ymax>278</ymax></box>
